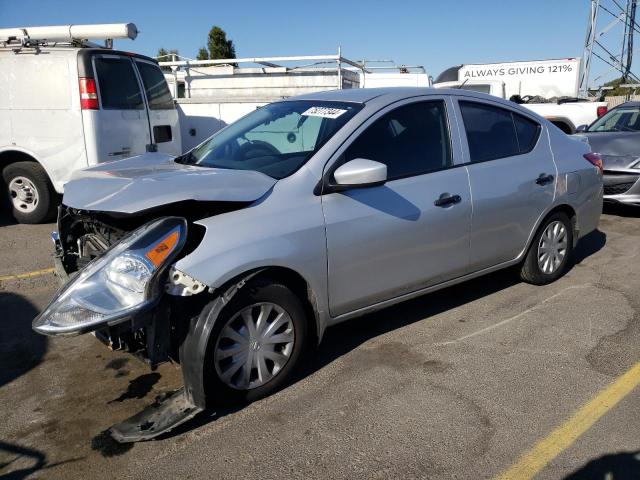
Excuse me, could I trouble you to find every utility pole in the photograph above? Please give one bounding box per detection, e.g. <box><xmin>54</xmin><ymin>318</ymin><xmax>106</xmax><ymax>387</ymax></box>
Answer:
<box><xmin>579</xmin><ymin>0</ymin><xmax>639</xmax><ymax>97</ymax></box>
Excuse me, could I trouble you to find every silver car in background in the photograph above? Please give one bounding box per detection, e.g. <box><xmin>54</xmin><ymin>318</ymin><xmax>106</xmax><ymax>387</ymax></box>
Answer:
<box><xmin>576</xmin><ymin>101</ymin><xmax>640</xmax><ymax>206</ymax></box>
<box><xmin>32</xmin><ymin>88</ymin><xmax>603</xmax><ymax>441</ymax></box>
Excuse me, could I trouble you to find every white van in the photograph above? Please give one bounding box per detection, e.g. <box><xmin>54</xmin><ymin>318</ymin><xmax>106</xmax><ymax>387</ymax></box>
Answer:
<box><xmin>0</xmin><ymin>24</ymin><xmax>181</xmax><ymax>223</ymax></box>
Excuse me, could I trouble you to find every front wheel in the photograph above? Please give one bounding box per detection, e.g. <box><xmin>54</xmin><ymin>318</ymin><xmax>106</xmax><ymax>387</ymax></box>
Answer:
<box><xmin>520</xmin><ymin>212</ymin><xmax>574</xmax><ymax>285</ymax></box>
<box><xmin>203</xmin><ymin>278</ymin><xmax>308</xmax><ymax>407</ymax></box>
<box><xmin>2</xmin><ymin>162</ymin><xmax>57</xmax><ymax>224</ymax></box>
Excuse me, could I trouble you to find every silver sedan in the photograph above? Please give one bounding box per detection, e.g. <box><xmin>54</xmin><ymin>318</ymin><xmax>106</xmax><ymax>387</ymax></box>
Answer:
<box><xmin>33</xmin><ymin>88</ymin><xmax>602</xmax><ymax>441</ymax></box>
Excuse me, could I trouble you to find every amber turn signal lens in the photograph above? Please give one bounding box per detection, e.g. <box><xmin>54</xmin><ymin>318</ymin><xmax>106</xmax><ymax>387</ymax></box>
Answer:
<box><xmin>145</xmin><ymin>231</ymin><xmax>179</xmax><ymax>267</ymax></box>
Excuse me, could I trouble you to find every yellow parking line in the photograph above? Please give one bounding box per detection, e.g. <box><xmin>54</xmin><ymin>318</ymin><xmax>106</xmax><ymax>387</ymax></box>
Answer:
<box><xmin>0</xmin><ymin>267</ymin><xmax>55</xmax><ymax>283</ymax></box>
<box><xmin>494</xmin><ymin>360</ymin><xmax>640</xmax><ymax>480</ymax></box>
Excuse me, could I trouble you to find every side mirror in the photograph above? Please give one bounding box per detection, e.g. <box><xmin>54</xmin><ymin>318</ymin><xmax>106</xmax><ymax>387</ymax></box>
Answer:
<box><xmin>332</xmin><ymin>158</ymin><xmax>387</xmax><ymax>190</ymax></box>
<box><xmin>575</xmin><ymin>124</ymin><xmax>588</xmax><ymax>133</ymax></box>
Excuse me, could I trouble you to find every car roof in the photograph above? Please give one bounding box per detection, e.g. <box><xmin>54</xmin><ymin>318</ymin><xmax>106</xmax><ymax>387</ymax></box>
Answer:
<box><xmin>285</xmin><ymin>86</ymin><xmax>519</xmax><ymax>107</ymax></box>
<box><xmin>286</xmin><ymin>87</ymin><xmax>455</xmax><ymax>104</ymax></box>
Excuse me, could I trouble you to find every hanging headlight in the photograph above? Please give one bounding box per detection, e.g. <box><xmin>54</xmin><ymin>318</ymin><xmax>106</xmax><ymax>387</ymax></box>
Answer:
<box><xmin>33</xmin><ymin>217</ymin><xmax>187</xmax><ymax>336</ymax></box>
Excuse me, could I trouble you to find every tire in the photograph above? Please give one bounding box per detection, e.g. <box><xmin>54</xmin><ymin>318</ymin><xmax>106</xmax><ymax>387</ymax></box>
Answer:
<box><xmin>520</xmin><ymin>212</ymin><xmax>574</xmax><ymax>285</ymax></box>
<box><xmin>2</xmin><ymin>162</ymin><xmax>57</xmax><ymax>224</ymax></box>
<box><xmin>203</xmin><ymin>277</ymin><xmax>308</xmax><ymax>407</ymax></box>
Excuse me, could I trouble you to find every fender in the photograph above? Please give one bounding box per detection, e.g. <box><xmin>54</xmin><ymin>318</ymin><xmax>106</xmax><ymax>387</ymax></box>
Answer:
<box><xmin>179</xmin><ymin>269</ymin><xmax>264</xmax><ymax>408</ymax></box>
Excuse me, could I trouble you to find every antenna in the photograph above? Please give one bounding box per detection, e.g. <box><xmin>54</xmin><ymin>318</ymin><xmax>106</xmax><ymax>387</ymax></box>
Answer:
<box><xmin>579</xmin><ymin>0</ymin><xmax>639</xmax><ymax>97</ymax></box>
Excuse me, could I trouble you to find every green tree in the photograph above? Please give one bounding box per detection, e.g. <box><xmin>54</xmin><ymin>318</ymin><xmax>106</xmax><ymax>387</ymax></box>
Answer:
<box><xmin>157</xmin><ymin>47</ymin><xmax>169</xmax><ymax>60</ymax></box>
<box><xmin>207</xmin><ymin>26</ymin><xmax>236</xmax><ymax>60</ymax></box>
<box><xmin>601</xmin><ymin>76</ymin><xmax>639</xmax><ymax>96</ymax></box>
<box><xmin>196</xmin><ymin>47</ymin><xmax>209</xmax><ymax>61</ymax></box>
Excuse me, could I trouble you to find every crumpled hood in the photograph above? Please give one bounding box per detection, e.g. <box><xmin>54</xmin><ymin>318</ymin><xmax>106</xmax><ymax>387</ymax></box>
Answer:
<box><xmin>63</xmin><ymin>153</ymin><xmax>277</xmax><ymax>214</ymax></box>
<box><xmin>576</xmin><ymin>132</ymin><xmax>640</xmax><ymax>169</ymax></box>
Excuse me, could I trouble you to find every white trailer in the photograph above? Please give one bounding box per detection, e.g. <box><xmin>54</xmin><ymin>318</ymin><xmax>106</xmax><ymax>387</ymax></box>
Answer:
<box><xmin>454</xmin><ymin>58</ymin><xmax>582</xmax><ymax>99</ymax></box>
<box><xmin>434</xmin><ymin>59</ymin><xmax>608</xmax><ymax>133</ymax></box>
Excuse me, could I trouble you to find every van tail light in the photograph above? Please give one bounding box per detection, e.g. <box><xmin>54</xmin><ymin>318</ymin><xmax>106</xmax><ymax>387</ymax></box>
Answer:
<box><xmin>597</xmin><ymin>105</ymin><xmax>608</xmax><ymax>118</ymax></box>
<box><xmin>79</xmin><ymin>78</ymin><xmax>98</xmax><ymax>110</ymax></box>
<box><xmin>584</xmin><ymin>152</ymin><xmax>603</xmax><ymax>174</ymax></box>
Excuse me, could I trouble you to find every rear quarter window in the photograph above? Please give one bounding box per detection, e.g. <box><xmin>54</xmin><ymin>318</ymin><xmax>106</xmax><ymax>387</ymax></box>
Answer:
<box><xmin>513</xmin><ymin>113</ymin><xmax>541</xmax><ymax>153</ymax></box>
<box><xmin>94</xmin><ymin>57</ymin><xmax>144</xmax><ymax>110</ymax></box>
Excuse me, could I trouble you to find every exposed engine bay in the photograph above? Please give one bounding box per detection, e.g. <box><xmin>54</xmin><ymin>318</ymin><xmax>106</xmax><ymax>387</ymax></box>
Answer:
<box><xmin>53</xmin><ymin>200</ymin><xmax>248</xmax><ymax>367</ymax></box>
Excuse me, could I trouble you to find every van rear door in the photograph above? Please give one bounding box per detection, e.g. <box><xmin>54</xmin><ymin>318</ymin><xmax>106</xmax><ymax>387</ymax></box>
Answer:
<box><xmin>133</xmin><ymin>58</ymin><xmax>182</xmax><ymax>156</ymax></box>
<box><xmin>88</xmin><ymin>54</ymin><xmax>150</xmax><ymax>163</ymax></box>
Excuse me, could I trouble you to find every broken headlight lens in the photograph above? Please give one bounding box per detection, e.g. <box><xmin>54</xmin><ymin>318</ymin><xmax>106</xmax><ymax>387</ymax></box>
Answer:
<box><xmin>32</xmin><ymin>217</ymin><xmax>187</xmax><ymax>336</ymax></box>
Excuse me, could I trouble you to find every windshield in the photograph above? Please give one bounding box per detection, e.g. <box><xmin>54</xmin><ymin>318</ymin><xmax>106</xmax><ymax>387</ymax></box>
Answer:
<box><xmin>588</xmin><ymin>106</ymin><xmax>640</xmax><ymax>132</ymax></box>
<box><xmin>179</xmin><ymin>100</ymin><xmax>362</xmax><ymax>179</ymax></box>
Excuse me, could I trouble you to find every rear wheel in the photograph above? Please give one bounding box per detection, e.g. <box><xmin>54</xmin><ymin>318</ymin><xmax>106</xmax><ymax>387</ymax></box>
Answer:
<box><xmin>520</xmin><ymin>212</ymin><xmax>574</xmax><ymax>285</ymax></box>
<box><xmin>2</xmin><ymin>162</ymin><xmax>57</xmax><ymax>224</ymax></box>
<box><xmin>203</xmin><ymin>278</ymin><xmax>308</xmax><ymax>407</ymax></box>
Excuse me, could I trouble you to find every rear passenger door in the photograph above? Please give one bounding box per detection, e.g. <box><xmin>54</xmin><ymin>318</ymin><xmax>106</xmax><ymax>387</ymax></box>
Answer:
<box><xmin>91</xmin><ymin>54</ymin><xmax>150</xmax><ymax>162</ymax></box>
<box><xmin>134</xmin><ymin>59</ymin><xmax>182</xmax><ymax>156</ymax></box>
<box><xmin>456</xmin><ymin>99</ymin><xmax>556</xmax><ymax>271</ymax></box>
<box><xmin>322</xmin><ymin>98</ymin><xmax>472</xmax><ymax>316</ymax></box>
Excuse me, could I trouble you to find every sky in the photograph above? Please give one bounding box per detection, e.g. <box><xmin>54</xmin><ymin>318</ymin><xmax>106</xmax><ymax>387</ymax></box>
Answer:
<box><xmin>0</xmin><ymin>0</ymin><xmax>601</xmax><ymax>80</ymax></box>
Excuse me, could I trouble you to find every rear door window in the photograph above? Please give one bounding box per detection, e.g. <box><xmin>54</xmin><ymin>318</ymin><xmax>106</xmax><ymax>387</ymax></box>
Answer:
<box><xmin>135</xmin><ymin>60</ymin><xmax>175</xmax><ymax>110</ymax></box>
<box><xmin>459</xmin><ymin>101</ymin><xmax>540</xmax><ymax>162</ymax></box>
<box><xmin>459</xmin><ymin>101</ymin><xmax>519</xmax><ymax>162</ymax></box>
<box><xmin>94</xmin><ymin>57</ymin><xmax>144</xmax><ymax>110</ymax></box>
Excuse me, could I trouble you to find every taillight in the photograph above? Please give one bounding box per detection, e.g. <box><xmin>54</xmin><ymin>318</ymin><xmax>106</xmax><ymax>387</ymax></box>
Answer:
<box><xmin>79</xmin><ymin>78</ymin><xmax>98</xmax><ymax>110</ymax></box>
<box><xmin>584</xmin><ymin>152</ymin><xmax>603</xmax><ymax>174</ymax></box>
<box><xmin>597</xmin><ymin>105</ymin><xmax>607</xmax><ymax>118</ymax></box>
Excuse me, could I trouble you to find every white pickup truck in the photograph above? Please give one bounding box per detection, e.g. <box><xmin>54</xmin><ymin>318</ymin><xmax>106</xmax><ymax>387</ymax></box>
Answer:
<box><xmin>434</xmin><ymin>58</ymin><xmax>608</xmax><ymax>134</ymax></box>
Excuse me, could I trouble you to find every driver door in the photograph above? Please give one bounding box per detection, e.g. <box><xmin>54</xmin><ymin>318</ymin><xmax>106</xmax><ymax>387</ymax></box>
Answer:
<box><xmin>321</xmin><ymin>97</ymin><xmax>472</xmax><ymax>316</ymax></box>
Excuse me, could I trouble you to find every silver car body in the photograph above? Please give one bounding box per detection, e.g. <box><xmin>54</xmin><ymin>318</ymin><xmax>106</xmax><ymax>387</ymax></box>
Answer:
<box><xmin>575</xmin><ymin>102</ymin><xmax>640</xmax><ymax>206</ymax></box>
<box><xmin>62</xmin><ymin>88</ymin><xmax>603</xmax><ymax>340</ymax></box>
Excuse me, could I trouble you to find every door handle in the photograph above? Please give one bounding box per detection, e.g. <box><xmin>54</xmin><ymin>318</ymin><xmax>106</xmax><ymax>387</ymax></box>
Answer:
<box><xmin>535</xmin><ymin>173</ymin><xmax>555</xmax><ymax>185</ymax></box>
<box><xmin>434</xmin><ymin>193</ymin><xmax>462</xmax><ymax>207</ymax></box>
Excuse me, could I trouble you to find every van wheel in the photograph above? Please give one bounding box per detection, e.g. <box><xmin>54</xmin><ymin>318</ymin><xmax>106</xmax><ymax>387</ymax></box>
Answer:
<box><xmin>203</xmin><ymin>278</ymin><xmax>308</xmax><ymax>407</ymax></box>
<box><xmin>520</xmin><ymin>212</ymin><xmax>574</xmax><ymax>285</ymax></box>
<box><xmin>2</xmin><ymin>162</ymin><xmax>57</xmax><ymax>224</ymax></box>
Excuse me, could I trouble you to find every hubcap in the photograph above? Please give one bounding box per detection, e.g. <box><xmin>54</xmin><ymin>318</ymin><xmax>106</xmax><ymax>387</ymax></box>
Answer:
<box><xmin>8</xmin><ymin>176</ymin><xmax>39</xmax><ymax>213</ymax></box>
<box><xmin>537</xmin><ymin>220</ymin><xmax>568</xmax><ymax>274</ymax></box>
<box><xmin>213</xmin><ymin>302</ymin><xmax>295</xmax><ymax>390</ymax></box>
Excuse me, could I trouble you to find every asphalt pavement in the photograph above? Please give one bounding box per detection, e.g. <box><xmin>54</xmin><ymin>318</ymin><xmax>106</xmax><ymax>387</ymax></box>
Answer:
<box><xmin>1</xmin><ymin>205</ymin><xmax>639</xmax><ymax>479</ymax></box>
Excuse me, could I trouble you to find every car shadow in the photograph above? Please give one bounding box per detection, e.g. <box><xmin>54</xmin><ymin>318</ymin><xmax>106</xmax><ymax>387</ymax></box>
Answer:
<box><xmin>143</xmin><ymin>229</ymin><xmax>608</xmax><ymax>442</ymax></box>
<box><xmin>603</xmin><ymin>203</ymin><xmax>640</xmax><ymax>218</ymax></box>
<box><xmin>0</xmin><ymin>292</ymin><xmax>48</xmax><ymax>388</ymax></box>
<box><xmin>563</xmin><ymin>450</ymin><xmax>640</xmax><ymax>479</ymax></box>
<box><xmin>572</xmin><ymin>229</ymin><xmax>607</xmax><ymax>265</ymax></box>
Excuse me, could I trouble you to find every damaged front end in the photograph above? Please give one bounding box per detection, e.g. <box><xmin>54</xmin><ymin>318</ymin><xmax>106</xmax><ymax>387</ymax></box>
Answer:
<box><xmin>34</xmin><ymin>214</ymin><xmax>189</xmax><ymax>337</ymax></box>
<box><xmin>34</xmin><ymin>202</ymin><xmax>248</xmax><ymax>441</ymax></box>
<box><xmin>44</xmin><ymin>202</ymin><xmax>242</xmax><ymax>364</ymax></box>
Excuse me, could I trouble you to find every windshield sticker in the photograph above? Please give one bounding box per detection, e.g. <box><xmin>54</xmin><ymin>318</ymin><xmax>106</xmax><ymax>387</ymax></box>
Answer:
<box><xmin>302</xmin><ymin>106</ymin><xmax>348</xmax><ymax>119</ymax></box>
